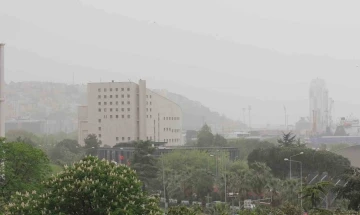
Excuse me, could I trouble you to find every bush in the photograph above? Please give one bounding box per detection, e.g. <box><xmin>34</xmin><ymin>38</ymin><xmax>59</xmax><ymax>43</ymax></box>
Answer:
<box><xmin>5</xmin><ymin>156</ymin><xmax>161</xmax><ymax>215</ymax></box>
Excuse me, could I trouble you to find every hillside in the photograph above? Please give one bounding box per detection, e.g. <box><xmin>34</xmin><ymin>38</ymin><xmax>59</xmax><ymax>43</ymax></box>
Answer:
<box><xmin>5</xmin><ymin>82</ymin><xmax>239</xmax><ymax>131</ymax></box>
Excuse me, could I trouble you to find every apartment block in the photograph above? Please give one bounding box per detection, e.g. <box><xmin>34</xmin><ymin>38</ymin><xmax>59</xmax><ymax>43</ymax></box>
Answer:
<box><xmin>78</xmin><ymin>80</ymin><xmax>182</xmax><ymax>146</ymax></box>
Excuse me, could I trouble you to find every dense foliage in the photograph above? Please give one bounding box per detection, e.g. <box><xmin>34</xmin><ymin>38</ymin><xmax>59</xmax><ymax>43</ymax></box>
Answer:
<box><xmin>5</xmin><ymin>156</ymin><xmax>161</xmax><ymax>215</ymax></box>
<box><xmin>0</xmin><ymin>138</ymin><xmax>50</xmax><ymax>208</ymax></box>
<box><xmin>248</xmin><ymin>145</ymin><xmax>350</xmax><ymax>179</ymax></box>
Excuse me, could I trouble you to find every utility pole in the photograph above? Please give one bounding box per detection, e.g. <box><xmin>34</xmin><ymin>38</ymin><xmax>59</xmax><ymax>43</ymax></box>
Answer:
<box><xmin>284</xmin><ymin>106</ymin><xmax>287</xmax><ymax>131</ymax></box>
<box><xmin>242</xmin><ymin>108</ymin><xmax>246</xmax><ymax>126</ymax></box>
<box><xmin>248</xmin><ymin>106</ymin><xmax>251</xmax><ymax>131</ymax></box>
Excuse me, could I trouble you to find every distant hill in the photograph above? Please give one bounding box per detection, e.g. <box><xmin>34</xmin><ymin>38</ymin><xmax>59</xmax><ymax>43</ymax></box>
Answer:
<box><xmin>154</xmin><ymin>90</ymin><xmax>246</xmax><ymax>131</ymax></box>
<box><xmin>5</xmin><ymin>82</ymin><xmax>240</xmax><ymax>131</ymax></box>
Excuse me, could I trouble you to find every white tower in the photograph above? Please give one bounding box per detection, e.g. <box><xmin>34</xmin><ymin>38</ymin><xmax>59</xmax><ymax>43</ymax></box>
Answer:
<box><xmin>0</xmin><ymin>44</ymin><xmax>4</xmax><ymax>137</ymax></box>
<box><xmin>309</xmin><ymin>78</ymin><xmax>328</xmax><ymax>134</ymax></box>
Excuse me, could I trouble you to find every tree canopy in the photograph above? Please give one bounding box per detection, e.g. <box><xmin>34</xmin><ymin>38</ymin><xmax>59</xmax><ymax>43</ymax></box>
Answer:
<box><xmin>5</xmin><ymin>156</ymin><xmax>161</xmax><ymax>215</ymax></box>
<box><xmin>0</xmin><ymin>138</ymin><xmax>50</xmax><ymax>208</ymax></box>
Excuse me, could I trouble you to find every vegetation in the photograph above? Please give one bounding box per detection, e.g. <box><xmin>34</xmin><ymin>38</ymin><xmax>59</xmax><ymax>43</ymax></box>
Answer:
<box><xmin>5</xmin><ymin>156</ymin><xmax>162</xmax><ymax>215</ymax></box>
<box><xmin>2</xmin><ymin>128</ymin><xmax>360</xmax><ymax>214</ymax></box>
<box><xmin>0</xmin><ymin>138</ymin><xmax>50</xmax><ymax>208</ymax></box>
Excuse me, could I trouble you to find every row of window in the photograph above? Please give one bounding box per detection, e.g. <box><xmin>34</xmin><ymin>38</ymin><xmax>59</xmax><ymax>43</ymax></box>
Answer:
<box><xmin>98</xmin><ymin>114</ymin><xmax>131</xmax><ymax>120</ymax></box>
<box><xmin>98</xmin><ymin>88</ymin><xmax>130</xmax><ymax>92</ymax></box>
<box><xmin>99</xmin><ymin>107</ymin><xmax>131</xmax><ymax>112</ymax></box>
<box><xmin>146</xmin><ymin>95</ymin><xmax>152</xmax><ymax>99</ymax></box>
<box><xmin>164</xmin><ymin>128</ymin><xmax>180</xmax><ymax>132</ymax></box>
<box><xmin>146</xmin><ymin>108</ymin><xmax>152</xmax><ymax>112</ymax></box>
<box><xmin>163</xmin><ymin>116</ymin><xmax>180</xmax><ymax>120</ymax></box>
<box><xmin>98</xmin><ymin>95</ymin><xmax>131</xmax><ymax>99</ymax></box>
<box><xmin>164</xmin><ymin>138</ymin><xmax>180</xmax><ymax>143</ymax></box>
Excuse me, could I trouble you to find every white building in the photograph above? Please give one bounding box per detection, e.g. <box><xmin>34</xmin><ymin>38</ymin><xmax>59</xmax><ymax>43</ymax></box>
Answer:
<box><xmin>309</xmin><ymin>78</ymin><xmax>329</xmax><ymax>134</ymax></box>
<box><xmin>78</xmin><ymin>80</ymin><xmax>183</xmax><ymax>147</ymax></box>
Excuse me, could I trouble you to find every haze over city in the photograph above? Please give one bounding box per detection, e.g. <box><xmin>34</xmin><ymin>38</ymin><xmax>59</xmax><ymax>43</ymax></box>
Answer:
<box><xmin>2</xmin><ymin>0</ymin><xmax>360</xmax><ymax>126</ymax></box>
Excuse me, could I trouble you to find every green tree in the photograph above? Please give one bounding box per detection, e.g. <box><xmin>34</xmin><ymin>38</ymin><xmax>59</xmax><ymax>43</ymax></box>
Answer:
<box><xmin>335</xmin><ymin>166</ymin><xmax>360</xmax><ymax>211</ymax></box>
<box><xmin>5</xmin><ymin>129</ymin><xmax>40</xmax><ymax>147</ymax></box>
<box><xmin>213</xmin><ymin>134</ymin><xmax>227</xmax><ymax>147</ymax></box>
<box><xmin>5</xmin><ymin>156</ymin><xmax>162</xmax><ymax>215</ymax></box>
<box><xmin>49</xmin><ymin>139</ymin><xmax>84</xmax><ymax>165</ymax></box>
<box><xmin>167</xmin><ymin>205</ymin><xmax>198</xmax><ymax>215</ymax></box>
<box><xmin>84</xmin><ymin>134</ymin><xmax>101</xmax><ymax>155</ymax></box>
<box><xmin>277</xmin><ymin>132</ymin><xmax>297</xmax><ymax>147</ymax></box>
<box><xmin>301</xmin><ymin>181</ymin><xmax>333</xmax><ymax>209</ymax></box>
<box><xmin>248</xmin><ymin>147</ymin><xmax>350</xmax><ymax>179</ymax></box>
<box><xmin>131</xmin><ymin>141</ymin><xmax>158</xmax><ymax>190</ymax></box>
<box><xmin>0</xmin><ymin>139</ymin><xmax>50</xmax><ymax>208</ymax></box>
<box><xmin>197</xmin><ymin>124</ymin><xmax>214</xmax><ymax>147</ymax></box>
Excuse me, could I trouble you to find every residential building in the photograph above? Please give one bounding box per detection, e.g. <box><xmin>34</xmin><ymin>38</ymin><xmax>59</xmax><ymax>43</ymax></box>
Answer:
<box><xmin>309</xmin><ymin>78</ymin><xmax>329</xmax><ymax>134</ymax></box>
<box><xmin>78</xmin><ymin>80</ymin><xmax>183</xmax><ymax>146</ymax></box>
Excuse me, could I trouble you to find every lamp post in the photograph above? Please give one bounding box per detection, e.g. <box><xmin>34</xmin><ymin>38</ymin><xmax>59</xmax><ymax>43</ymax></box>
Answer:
<box><xmin>284</xmin><ymin>158</ymin><xmax>303</xmax><ymax>214</ymax></box>
<box><xmin>147</xmin><ymin>154</ymin><xmax>167</xmax><ymax>213</ymax></box>
<box><xmin>289</xmin><ymin>152</ymin><xmax>304</xmax><ymax>179</ymax></box>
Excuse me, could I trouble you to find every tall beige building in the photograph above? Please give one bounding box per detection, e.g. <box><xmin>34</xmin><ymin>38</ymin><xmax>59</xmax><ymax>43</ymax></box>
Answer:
<box><xmin>78</xmin><ymin>80</ymin><xmax>183</xmax><ymax>146</ymax></box>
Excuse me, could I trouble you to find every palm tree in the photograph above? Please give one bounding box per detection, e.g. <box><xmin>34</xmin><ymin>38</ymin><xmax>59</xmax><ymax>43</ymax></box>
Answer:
<box><xmin>301</xmin><ymin>181</ymin><xmax>333</xmax><ymax>209</ymax></box>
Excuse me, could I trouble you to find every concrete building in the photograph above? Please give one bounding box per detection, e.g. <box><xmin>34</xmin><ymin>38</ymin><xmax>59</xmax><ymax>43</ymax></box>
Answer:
<box><xmin>78</xmin><ymin>80</ymin><xmax>182</xmax><ymax>146</ymax></box>
<box><xmin>309</xmin><ymin>78</ymin><xmax>329</xmax><ymax>134</ymax></box>
<box><xmin>0</xmin><ymin>44</ymin><xmax>5</xmax><ymax>137</ymax></box>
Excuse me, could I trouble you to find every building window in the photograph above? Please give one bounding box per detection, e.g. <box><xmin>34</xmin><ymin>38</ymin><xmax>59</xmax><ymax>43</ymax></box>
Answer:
<box><xmin>127</xmin><ymin>101</ymin><xmax>130</xmax><ymax>105</ymax></box>
<box><xmin>98</xmin><ymin>95</ymin><xmax>101</xmax><ymax>99</ymax></box>
<box><xmin>104</xmin><ymin>95</ymin><xmax>107</xmax><ymax>98</ymax></box>
<box><xmin>98</xmin><ymin>102</ymin><xmax>101</xmax><ymax>105</ymax></box>
<box><xmin>150</xmin><ymin>115</ymin><xmax>152</xmax><ymax>118</ymax></box>
<box><xmin>164</xmin><ymin>117</ymin><xmax>165</xmax><ymax>120</ymax></box>
<box><xmin>116</xmin><ymin>88</ymin><xmax>118</xmax><ymax>91</ymax></box>
<box><xmin>98</xmin><ymin>88</ymin><xmax>101</xmax><ymax>92</ymax></box>
<box><xmin>122</xmin><ymin>137</ymin><xmax>125</xmax><ymax>141</ymax></box>
<box><xmin>127</xmin><ymin>88</ymin><xmax>130</xmax><ymax>91</ymax></box>
<box><xmin>121</xmin><ymin>94</ymin><xmax>124</xmax><ymax>98</ymax></box>
<box><xmin>110</xmin><ymin>108</ymin><xmax>112</xmax><ymax>112</ymax></box>
<box><xmin>98</xmin><ymin>127</ymin><xmax>101</xmax><ymax>131</ymax></box>
<box><xmin>150</xmin><ymin>102</ymin><xmax>152</xmax><ymax>105</ymax></box>
<box><xmin>150</xmin><ymin>95</ymin><xmax>152</xmax><ymax>98</ymax></box>
<box><xmin>127</xmin><ymin>108</ymin><xmax>130</xmax><ymax>111</ymax></box>
<box><xmin>127</xmin><ymin>115</ymin><xmax>130</xmax><ymax>118</ymax></box>
<box><xmin>98</xmin><ymin>119</ymin><xmax>101</xmax><ymax>123</ymax></box>
<box><xmin>104</xmin><ymin>102</ymin><xmax>107</xmax><ymax>105</ymax></box>
<box><xmin>121</xmin><ymin>108</ymin><xmax>124</xmax><ymax>111</ymax></box>
<box><xmin>146</xmin><ymin>108</ymin><xmax>148</xmax><ymax>112</ymax></box>
<box><xmin>104</xmin><ymin>88</ymin><xmax>107</xmax><ymax>92</ymax></box>
<box><xmin>98</xmin><ymin>108</ymin><xmax>101</xmax><ymax>112</ymax></box>
<box><xmin>116</xmin><ymin>101</ymin><xmax>118</xmax><ymax>105</ymax></box>
<box><xmin>150</xmin><ymin>108</ymin><xmax>152</xmax><ymax>112</ymax></box>
<box><xmin>128</xmin><ymin>137</ymin><xmax>131</xmax><ymax>141</ymax></box>
<box><xmin>110</xmin><ymin>102</ymin><xmax>112</xmax><ymax>105</ymax></box>
<box><xmin>116</xmin><ymin>137</ymin><xmax>119</xmax><ymax>141</ymax></box>
<box><xmin>116</xmin><ymin>95</ymin><xmax>118</xmax><ymax>98</ymax></box>
<box><xmin>116</xmin><ymin>108</ymin><xmax>118</xmax><ymax>112</ymax></box>
<box><xmin>110</xmin><ymin>95</ymin><xmax>113</xmax><ymax>98</ymax></box>
<box><xmin>164</xmin><ymin>128</ymin><xmax>165</xmax><ymax>131</ymax></box>
<box><xmin>127</xmin><ymin>94</ymin><xmax>130</xmax><ymax>98</ymax></box>
<box><xmin>110</xmin><ymin>88</ymin><xmax>113</xmax><ymax>92</ymax></box>
<box><xmin>99</xmin><ymin>134</ymin><xmax>101</xmax><ymax>138</ymax></box>
<box><xmin>104</xmin><ymin>108</ymin><xmax>107</xmax><ymax>112</ymax></box>
<box><xmin>121</xmin><ymin>88</ymin><xmax>124</xmax><ymax>91</ymax></box>
<box><xmin>122</xmin><ymin>115</ymin><xmax>124</xmax><ymax>118</ymax></box>
<box><xmin>110</xmin><ymin>115</ymin><xmax>113</xmax><ymax>118</ymax></box>
<box><xmin>116</xmin><ymin>115</ymin><xmax>118</xmax><ymax>118</ymax></box>
<box><xmin>122</xmin><ymin>101</ymin><xmax>124</xmax><ymax>105</ymax></box>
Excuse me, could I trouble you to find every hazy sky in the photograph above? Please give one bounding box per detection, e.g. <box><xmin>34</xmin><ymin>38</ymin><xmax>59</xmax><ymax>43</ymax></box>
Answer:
<box><xmin>2</xmin><ymin>0</ymin><xmax>360</xmax><ymax>126</ymax></box>
<box><xmin>82</xmin><ymin>0</ymin><xmax>360</xmax><ymax>59</ymax></box>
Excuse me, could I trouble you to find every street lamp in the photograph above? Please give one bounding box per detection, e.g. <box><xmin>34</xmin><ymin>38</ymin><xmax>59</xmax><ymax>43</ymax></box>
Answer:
<box><xmin>284</xmin><ymin>158</ymin><xmax>303</xmax><ymax>214</ymax></box>
<box><xmin>147</xmin><ymin>153</ymin><xmax>167</xmax><ymax>213</ymax></box>
<box><xmin>289</xmin><ymin>152</ymin><xmax>304</xmax><ymax>179</ymax></box>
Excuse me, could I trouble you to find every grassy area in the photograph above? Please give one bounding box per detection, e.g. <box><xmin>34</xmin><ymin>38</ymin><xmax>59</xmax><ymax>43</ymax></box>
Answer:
<box><xmin>50</xmin><ymin>164</ymin><xmax>64</xmax><ymax>174</ymax></box>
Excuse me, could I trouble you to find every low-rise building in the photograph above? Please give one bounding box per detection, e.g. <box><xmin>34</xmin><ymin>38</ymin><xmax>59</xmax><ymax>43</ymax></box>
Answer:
<box><xmin>78</xmin><ymin>80</ymin><xmax>183</xmax><ymax>146</ymax></box>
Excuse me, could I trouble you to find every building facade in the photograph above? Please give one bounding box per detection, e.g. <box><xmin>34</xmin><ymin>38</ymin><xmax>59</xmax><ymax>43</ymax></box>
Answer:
<box><xmin>78</xmin><ymin>80</ymin><xmax>183</xmax><ymax>146</ymax></box>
